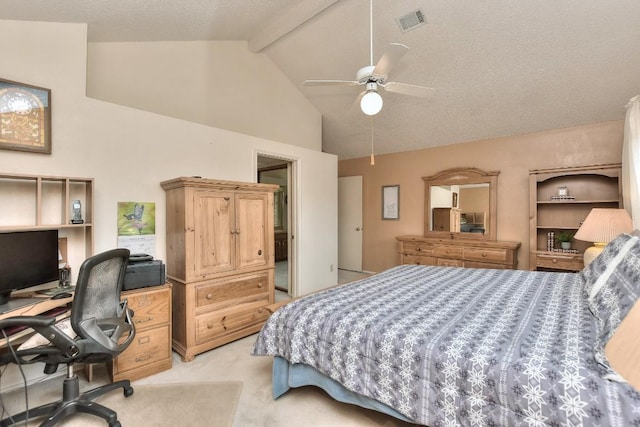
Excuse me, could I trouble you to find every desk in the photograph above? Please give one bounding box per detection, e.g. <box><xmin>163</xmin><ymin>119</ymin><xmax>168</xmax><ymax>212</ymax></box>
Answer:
<box><xmin>0</xmin><ymin>293</ymin><xmax>73</xmax><ymax>348</ymax></box>
<box><xmin>0</xmin><ymin>295</ymin><xmax>73</xmax><ymax>320</ymax></box>
<box><xmin>1</xmin><ymin>285</ymin><xmax>173</xmax><ymax>383</ymax></box>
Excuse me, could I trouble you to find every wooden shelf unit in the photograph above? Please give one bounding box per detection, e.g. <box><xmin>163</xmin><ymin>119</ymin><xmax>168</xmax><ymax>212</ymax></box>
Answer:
<box><xmin>529</xmin><ymin>163</ymin><xmax>622</xmax><ymax>272</ymax></box>
<box><xmin>0</xmin><ymin>172</ymin><xmax>94</xmax><ymax>276</ymax></box>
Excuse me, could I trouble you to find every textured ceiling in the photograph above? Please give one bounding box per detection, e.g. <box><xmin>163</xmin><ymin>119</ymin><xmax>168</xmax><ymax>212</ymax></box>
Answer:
<box><xmin>3</xmin><ymin>0</ymin><xmax>640</xmax><ymax>160</ymax></box>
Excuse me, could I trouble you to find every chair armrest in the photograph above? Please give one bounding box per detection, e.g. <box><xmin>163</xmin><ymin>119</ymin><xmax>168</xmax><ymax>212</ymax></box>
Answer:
<box><xmin>0</xmin><ymin>316</ymin><xmax>56</xmax><ymax>331</ymax></box>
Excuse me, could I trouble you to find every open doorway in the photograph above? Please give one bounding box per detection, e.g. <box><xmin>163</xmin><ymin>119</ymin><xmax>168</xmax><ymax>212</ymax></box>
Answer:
<box><xmin>257</xmin><ymin>155</ymin><xmax>295</xmax><ymax>299</ymax></box>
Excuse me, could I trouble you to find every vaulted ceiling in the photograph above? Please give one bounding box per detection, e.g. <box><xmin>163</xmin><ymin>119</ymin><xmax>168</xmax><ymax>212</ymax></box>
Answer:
<box><xmin>3</xmin><ymin>0</ymin><xmax>640</xmax><ymax>159</ymax></box>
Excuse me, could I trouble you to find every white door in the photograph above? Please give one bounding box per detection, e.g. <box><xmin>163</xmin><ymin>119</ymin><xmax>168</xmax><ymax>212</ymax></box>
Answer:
<box><xmin>338</xmin><ymin>176</ymin><xmax>363</xmax><ymax>271</ymax></box>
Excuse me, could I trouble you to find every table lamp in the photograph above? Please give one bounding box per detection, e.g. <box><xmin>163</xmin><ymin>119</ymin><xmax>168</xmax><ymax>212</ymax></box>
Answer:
<box><xmin>574</xmin><ymin>208</ymin><xmax>633</xmax><ymax>266</ymax></box>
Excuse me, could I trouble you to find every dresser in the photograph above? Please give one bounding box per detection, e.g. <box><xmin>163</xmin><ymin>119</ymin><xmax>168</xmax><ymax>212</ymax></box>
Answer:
<box><xmin>161</xmin><ymin>177</ymin><xmax>278</xmax><ymax>362</ymax></box>
<box><xmin>397</xmin><ymin>235</ymin><xmax>520</xmax><ymax>269</ymax></box>
<box><xmin>109</xmin><ymin>284</ymin><xmax>172</xmax><ymax>382</ymax></box>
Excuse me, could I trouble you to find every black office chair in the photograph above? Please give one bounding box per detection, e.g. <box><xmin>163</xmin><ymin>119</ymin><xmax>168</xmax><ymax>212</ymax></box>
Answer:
<box><xmin>0</xmin><ymin>248</ymin><xmax>135</xmax><ymax>427</ymax></box>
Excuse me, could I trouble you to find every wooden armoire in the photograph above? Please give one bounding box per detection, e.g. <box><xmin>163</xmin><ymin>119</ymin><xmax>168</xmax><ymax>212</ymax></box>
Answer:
<box><xmin>161</xmin><ymin>177</ymin><xmax>278</xmax><ymax>361</ymax></box>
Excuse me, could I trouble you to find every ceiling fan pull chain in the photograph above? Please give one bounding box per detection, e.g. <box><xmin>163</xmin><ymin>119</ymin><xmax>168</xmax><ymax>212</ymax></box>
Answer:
<box><xmin>370</xmin><ymin>116</ymin><xmax>375</xmax><ymax>166</ymax></box>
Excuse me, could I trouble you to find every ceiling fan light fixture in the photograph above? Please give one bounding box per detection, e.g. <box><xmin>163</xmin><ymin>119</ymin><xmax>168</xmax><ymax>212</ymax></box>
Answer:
<box><xmin>361</xmin><ymin>90</ymin><xmax>383</xmax><ymax>116</ymax></box>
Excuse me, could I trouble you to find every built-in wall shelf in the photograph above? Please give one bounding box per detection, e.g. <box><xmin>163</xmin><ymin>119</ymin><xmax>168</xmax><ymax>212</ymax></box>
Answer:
<box><xmin>0</xmin><ymin>172</ymin><xmax>94</xmax><ymax>273</ymax></box>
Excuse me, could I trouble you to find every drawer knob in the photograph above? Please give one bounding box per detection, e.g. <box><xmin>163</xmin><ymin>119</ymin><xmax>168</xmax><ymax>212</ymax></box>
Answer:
<box><xmin>257</xmin><ymin>282</ymin><xmax>263</xmax><ymax>288</ymax></box>
<box><xmin>207</xmin><ymin>321</ymin><xmax>214</xmax><ymax>329</ymax></box>
<box><xmin>417</xmin><ymin>247</ymin><xmax>422</xmax><ymax>252</ymax></box>
<box><xmin>482</xmin><ymin>253</ymin><xmax>487</xmax><ymax>257</ymax></box>
<box><xmin>553</xmin><ymin>259</ymin><xmax>557</xmax><ymax>263</ymax></box>
<box><xmin>206</xmin><ymin>293</ymin><xmax>213</xmax><ymax>300</ymax></box>
<box><xmin>415</xmin><ymin>260</ymin><xmax>421</xmax><ymax>265</ymax></box>
<box><xmin>258</xmin><ymin>249</ymin><xmax>262</xmax><ymax>256</ymax></box>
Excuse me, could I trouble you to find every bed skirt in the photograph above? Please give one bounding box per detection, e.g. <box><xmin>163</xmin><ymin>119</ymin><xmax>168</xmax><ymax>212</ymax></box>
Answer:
<box><xmin>272</xmin><ymin>356</ymin><xmax>415</xmax><ymax>423</ymax></box>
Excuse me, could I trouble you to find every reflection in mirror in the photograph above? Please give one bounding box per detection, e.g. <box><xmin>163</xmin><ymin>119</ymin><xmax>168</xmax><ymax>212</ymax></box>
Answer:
<box><xmin>430</xmin><ymin>184</ymin><xmax>489</xmax><ymax>233</ymax></box>
<box><xmin>423</xmin><ymin>168</ymin><xmax>498</xmax><ymax>240</ymax></box>
<box><xmin>274</xmin><ymin>187</ymin><xmax>287</xmax><ymax>232</ymax></box>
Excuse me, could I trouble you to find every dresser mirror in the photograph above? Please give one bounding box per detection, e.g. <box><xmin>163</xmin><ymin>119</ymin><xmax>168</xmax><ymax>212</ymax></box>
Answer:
<box><xmin>423</xmin><ymin>167</ymin><xmax>499</xmax><ymax>240</ymax></box>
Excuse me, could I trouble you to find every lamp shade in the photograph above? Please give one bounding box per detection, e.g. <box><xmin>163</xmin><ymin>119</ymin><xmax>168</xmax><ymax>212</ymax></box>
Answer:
<box><xmin>360</xmin><ymin>90</ymin><xmax>383</xmax><ymax>116</ymax></box>
<box><xmin>574</xmin><ymin>208</ymin><xmax>633</xmax><ymax>266</ymax></box>
<box><xmin>574</xmin><ymin>208</ymin><xmax>633</xmax><ymax>243</ymax></box>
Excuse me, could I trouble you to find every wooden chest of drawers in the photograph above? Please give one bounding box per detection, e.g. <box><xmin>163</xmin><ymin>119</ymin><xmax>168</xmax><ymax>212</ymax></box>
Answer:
<box><xmin>109</xmin><ymin>284</ymin><xmax>172</xmax><ymax>382</ymax></box>
<box><xmin>170</xmin><ymin>270</ymin><xmax>273</xmax><ymax>362</ymax></box>
<box><xmin>397</xmin><ymin>235</ymin><xmax>520</xmax><ymax>270</ymax></box>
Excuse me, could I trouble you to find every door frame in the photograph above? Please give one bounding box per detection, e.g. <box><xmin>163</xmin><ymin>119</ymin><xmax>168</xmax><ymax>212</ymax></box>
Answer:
<box><xmin>256</xmin><ymin>152</ymin><xmax>298</xmax><ymax>297</ymax></box>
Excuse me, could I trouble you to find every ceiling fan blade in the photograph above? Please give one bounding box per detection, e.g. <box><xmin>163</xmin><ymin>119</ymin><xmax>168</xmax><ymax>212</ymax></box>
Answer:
<box><xmin>350</xmin><ymin>89</ymin><xmax>367</xmax><ymax>112</ymax></box>
<box><xmin>372</xmin><ymin>43</ymin><xmax>409</xmax><ymax>77</ymax></box>
<box><xmin>303</xmin><ymin>79</ymin><xmax>361</xmax><ymax>86</ymax></box>
<box><xmin>381</xmin><ymin>82</ymin><xmax>435</xmax><ymax>98</ymax></box>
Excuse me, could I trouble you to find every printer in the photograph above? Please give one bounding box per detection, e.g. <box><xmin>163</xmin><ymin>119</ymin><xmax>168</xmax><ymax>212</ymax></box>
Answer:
<box><xmin>123</xmin><ymin>254</ymin><xmax>166</xmax><ymax>290</ymax></box>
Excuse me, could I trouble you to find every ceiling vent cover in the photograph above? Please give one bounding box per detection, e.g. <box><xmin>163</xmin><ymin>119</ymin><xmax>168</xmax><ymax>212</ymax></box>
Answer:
<box><xmin>396</xmin><ymin>9</ymin><xmax>426</xmax><ymax>32</ymax></box>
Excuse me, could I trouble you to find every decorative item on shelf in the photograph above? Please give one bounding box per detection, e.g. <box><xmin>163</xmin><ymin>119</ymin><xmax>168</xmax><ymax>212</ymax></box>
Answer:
<box><xmin>551</xmin><ymin>248</ymin><xmax>579</xmax><ymax>254</ymax></box>
<box><xmin>554</xmin><ymin>231</ymin><xmax>575</xmax><ymax>250</ymax></box>
<box><xmin>574</xmin><ymin>208</ymin><xmax>633</xmax><ymax>266</ymax></box>
<box><xmin>70</xmin><ymin>199</ymin><xmax>84</xmax><ymax>224</ymax></box>
<box><xmin>550</xmin><ymin>187</ymin><xmax>575</xmax><ymax>201</ymax></box>
<box><xmin>547</xmin><ymin>232</ymin><xmax>554</xmax><ymax>251</ymax></box>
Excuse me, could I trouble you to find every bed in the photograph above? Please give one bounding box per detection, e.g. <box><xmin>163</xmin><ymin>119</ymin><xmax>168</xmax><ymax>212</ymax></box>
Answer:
<box><xmin>252</xmin><ymin>233</ymin><xmax>640</xmax><ymax>425</ymax></box>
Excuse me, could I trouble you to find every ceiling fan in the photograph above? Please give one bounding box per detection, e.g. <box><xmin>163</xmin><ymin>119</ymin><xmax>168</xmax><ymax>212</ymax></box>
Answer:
<box><xmin>303</xmin><ymin>0</ymin><xmax>433</xmax><ymax>116</ymax></box>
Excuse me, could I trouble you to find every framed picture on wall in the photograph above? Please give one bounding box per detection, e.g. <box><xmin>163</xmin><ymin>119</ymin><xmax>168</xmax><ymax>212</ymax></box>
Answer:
<box><xmin>382</xmin><ymin>185</ymin><xmax>399</xmax><ymax>220</ymax></box>
<box><xmin>0</xmin><ymin>78</ymin><xmax>52</xmax><ymax>154</ymax></box>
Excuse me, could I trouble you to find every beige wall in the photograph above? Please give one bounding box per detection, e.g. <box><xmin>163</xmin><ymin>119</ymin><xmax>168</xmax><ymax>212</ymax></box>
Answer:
<box><xmin>86</xmin><ymin>41</ymin><xmax>321</xmax><ymax>152</ymax></box>
<box><xmin>339</xmin><ymin>120</ymin><xmax>624</xmax><ymax>272</ymax></box>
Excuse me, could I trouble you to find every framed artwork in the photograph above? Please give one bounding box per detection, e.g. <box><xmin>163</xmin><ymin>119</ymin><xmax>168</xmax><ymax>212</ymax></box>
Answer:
<box><xmin>382</xmin><ymin>185</ymin><xmax>400</xmax><ymax>220</ymax></box>
<box><xmin>0</xmin><ymin>78</ymin><xmax>52</xmax><ymax>154</ymax></box>
<box><xmin>452</xmin><ymin>192</ymin><xmax>458</xmax><ymax>208</ymax></box>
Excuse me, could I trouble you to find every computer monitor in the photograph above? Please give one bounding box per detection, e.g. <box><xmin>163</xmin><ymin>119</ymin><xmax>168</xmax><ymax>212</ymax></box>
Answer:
<box><xmin>0</xmin><ymin>230</ymin><xmax>59</xmax><ymax>305</ymax></box>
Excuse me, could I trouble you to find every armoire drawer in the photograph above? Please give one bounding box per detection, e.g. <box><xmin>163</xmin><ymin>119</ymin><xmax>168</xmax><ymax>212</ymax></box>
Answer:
<box><xmin>195</xmin><ymin>301</ymin><xmax>271</xmax><ymax>344</ymax></box>
<box><xmin>195</xmin><ymin>273</ymin><xmax>270</xmax><ymax>311</ymax></box>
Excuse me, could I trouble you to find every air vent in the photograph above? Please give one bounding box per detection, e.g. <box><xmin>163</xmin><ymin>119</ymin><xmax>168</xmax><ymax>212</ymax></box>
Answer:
<box><xmin>396</xmin><ymin>9</ymin><xmax>426</xmax><ymax>33</ymax></box>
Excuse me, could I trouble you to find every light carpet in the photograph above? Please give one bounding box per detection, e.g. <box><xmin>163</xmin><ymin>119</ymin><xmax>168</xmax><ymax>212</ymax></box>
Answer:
<box><xmin>2</xmin><ymin>381</ymin><xmax>242</xmax><ymax>426</ymax></box>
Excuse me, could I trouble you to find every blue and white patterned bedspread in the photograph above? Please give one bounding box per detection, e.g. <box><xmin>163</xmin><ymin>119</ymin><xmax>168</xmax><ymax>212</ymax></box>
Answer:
<box><xmin>252</xmin><ymin>265</ymin><xmax>640</xmax><ymax>426</ymax></box>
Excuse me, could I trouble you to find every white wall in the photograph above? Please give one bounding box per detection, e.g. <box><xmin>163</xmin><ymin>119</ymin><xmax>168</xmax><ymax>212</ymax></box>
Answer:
<box><xmin>86</xmin><ymin>41</ymin><xmax>321</xmax><ymax>152</ymax></box>
<box><xmin>0</xmin><ymin>18</ymin><xmax>337</xmax><ymax>389</ymax></box>
<box><xmin>0</xmin><ymin>18</ymin><xmax>336</xmax><ymax>292</ymax></box>
<box><xmin>0</xmin><ymin>20</ymin><xmax>337</xmax><ymax>390</ymax></box>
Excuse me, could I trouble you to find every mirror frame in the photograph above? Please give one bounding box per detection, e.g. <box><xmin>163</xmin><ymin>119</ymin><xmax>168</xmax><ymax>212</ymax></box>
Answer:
<box><xmin>423</xmin><ymin>167</ymin><xmax>499</xmax><ymax>241</ymax></box>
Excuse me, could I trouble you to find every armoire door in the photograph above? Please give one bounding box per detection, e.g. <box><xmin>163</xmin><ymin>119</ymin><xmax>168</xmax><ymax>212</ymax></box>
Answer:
<box><xmin>193</xmin><ymin>190</ymin><xmax>235</xmax><ymax>277</ymax></box>
<box><xmin>235</xmin><ymin>192</ymin><xmax>270</xmax><ymax>270</ymax></box>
